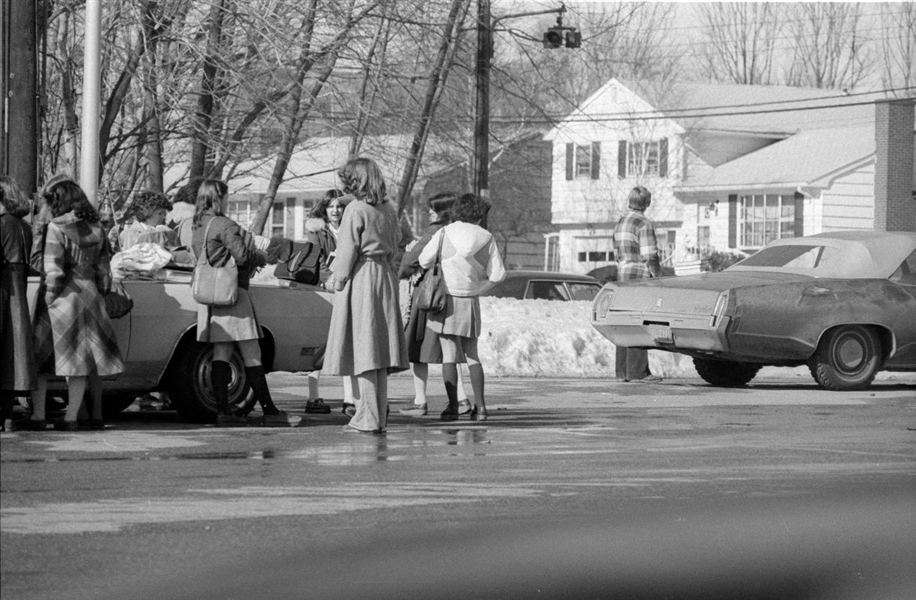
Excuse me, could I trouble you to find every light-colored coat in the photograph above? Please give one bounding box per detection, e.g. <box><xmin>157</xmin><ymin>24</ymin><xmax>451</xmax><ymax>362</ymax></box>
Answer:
<box><xmin>418</xmin><ymin>221</ymin><xmax>506</xmax><ymax>297</ymax></box>
<box><xmin>322</xmin><ymin>200</ymin><xmax>408</xmax><ymax>376</ymax></box>
<box><xmin>33</xmin><ymin>212</ymin><xmax>124</xmax><ymax>376</ymax></box>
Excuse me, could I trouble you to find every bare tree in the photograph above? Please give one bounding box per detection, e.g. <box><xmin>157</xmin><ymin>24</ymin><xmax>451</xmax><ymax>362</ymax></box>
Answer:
<box><xmin>697</xmin><ymin>2</ymin><xmax>781</xmax><ymax>85</ymax></box>
<box><xmin>784</xmin><ymin>3</ymin><xmax>874</xmax><ymax>90</ymax></box>
<box><xmin>879</xmin><ymin>2</ymin><xmax>916</xmax><ymax>96</ymax></box>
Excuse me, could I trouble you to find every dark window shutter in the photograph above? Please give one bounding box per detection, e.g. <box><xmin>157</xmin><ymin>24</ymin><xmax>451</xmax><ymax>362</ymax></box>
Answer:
<box><xmin>728</xmin><ymin>194</ymin><xmax>738</xmax><ymax>249</ymax></box>
<box><xmin>659</xmin><ymin>138</ymin><xmax>668</xmax><ymax>177</ymax></box>
<box><xmin>617</xmin><ymin>141</ymin><xmax>627</xmax><ymax>178</ymax></box>
<box><xmin>793</xmin><ymin>191</ymin><xmax>804</xmax><ymax>237</ymax></box>
<box><xmin>565</xmin><ymin>143</ymin><xmax>574</xmax><ymax>181</ymax></box>
<box><xmin>590</xmin><ymin>142</ymin><xmax>601</xmax><ymax>179</ymax></box>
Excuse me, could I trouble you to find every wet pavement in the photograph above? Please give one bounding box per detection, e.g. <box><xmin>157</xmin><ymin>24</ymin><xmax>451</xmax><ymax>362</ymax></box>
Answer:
<box><xmin>2</xmin><ymin>372</ymin><xmax>915</xmax><ymax>599</ymax></box>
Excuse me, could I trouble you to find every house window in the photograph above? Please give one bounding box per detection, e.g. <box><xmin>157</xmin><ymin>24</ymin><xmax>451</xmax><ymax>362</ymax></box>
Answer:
<box><xmin>739</xmin><ymin>194</ymin><xmax>795</xmax><ymax>248</ymax></box>
<box><xmin>544</xmin><ymin>233</ymin><xmax>560</xmax><ymax>272</ymax></box>
<box><xmin>228</xmin><ymin>199</ymin><xmax>255</xmax><ymax>230</ymax></box>
<box><xmin>575</xmin><ymin>145</ymin><xmax>592</xmax><ymax>177</ymax></box>
<box><xmin>271</xmin><ymin>202</ymin><xmax>285</xmax><ymax>237</ymax></box>
<box><xmin>565</xmin><ymin>142</ymin><xmax>600</xmax><ymax>180</ymax></box>
<box><xmin>628</xmin><ymin>141</ymin><xmax>660</xmax><ymax>176</ymax></box>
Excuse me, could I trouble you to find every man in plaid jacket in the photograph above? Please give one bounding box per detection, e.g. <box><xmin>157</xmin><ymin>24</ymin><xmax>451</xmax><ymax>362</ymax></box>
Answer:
<box><xmin>613</xmin><ymin>186</ymin><xmax>662</xmax><ymax>383</ymax></box>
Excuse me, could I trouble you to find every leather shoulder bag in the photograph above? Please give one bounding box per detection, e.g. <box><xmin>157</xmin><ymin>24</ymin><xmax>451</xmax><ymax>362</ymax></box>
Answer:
<box><xmin>190</xmin><ymin>218</ymin><xmax>239</xmax><ymax>306</ymax></box>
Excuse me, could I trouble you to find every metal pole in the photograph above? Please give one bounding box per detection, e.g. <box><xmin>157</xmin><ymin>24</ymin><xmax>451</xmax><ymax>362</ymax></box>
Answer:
<box><xmin>473</xmin><ymin>0</ymin><xmax>490</xmax><ymax>200</ymax></box>
<box><xmin>80</xmin><ymin>0</ymin><xmax>101</xmax><ymax>206</ymax></box>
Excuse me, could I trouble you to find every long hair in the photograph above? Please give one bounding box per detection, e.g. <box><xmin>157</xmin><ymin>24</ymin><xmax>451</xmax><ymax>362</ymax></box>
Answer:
<box><xmin>337</xmin><ymin>157</ymin><xmax>387</xmax><ymax>206</ymax></box>
<box><xmin>451</xmin><ymin>193</ymin><xmax>488</xmax><ymax>225</ymax></box>
<box><xmin>427</xmin><ymin>192</ymin><xmax>458</xmax><ymax>226</ymax></box>
<box><xmin>0</xmin><ymin>176</ymin><xmax>31</xmax><ymax>218</ymax></box>
<box><xmin>193</xmin><ymin>179</ymin><xmax>229</xmax><ymax>226</ymax></box>
<box><xmin>309</xmin><ymin>188</ymin><xmax>346</xmax><ymax>222</ymax></box>
<box><xmin>43</xmin><ymin>180</ymin><xmax>99</xmax><ymax>222</ymax></box>
<box><xmin>628</xmin><ymin>186</ymin><xmax>652</xmax><ymax>211</ymax></box>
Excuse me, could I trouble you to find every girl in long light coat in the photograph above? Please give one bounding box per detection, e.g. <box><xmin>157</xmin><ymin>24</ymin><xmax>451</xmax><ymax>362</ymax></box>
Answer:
<box><xmin>322</xmin><ymin>158</ymin><xmax>408</xmax><ymax>434</ymax></box>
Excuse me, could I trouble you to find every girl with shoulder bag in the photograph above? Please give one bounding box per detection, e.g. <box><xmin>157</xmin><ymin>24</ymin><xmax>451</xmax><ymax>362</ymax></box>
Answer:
<box><xmin>191</xmin><ymin>179</ymin><xmax>299</xmax><ymax>427</ymax></box>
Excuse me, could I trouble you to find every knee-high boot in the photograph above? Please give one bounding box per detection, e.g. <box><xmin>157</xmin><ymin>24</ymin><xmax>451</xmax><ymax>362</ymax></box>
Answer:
<box><xmin>211</xmin><ymin>360</ymin><xmax>232</xmax><ymax>417</ymax></box>
<box><xmin>245</xmin><ymin>365</ymin><xmax>279</xmax><ymax>415</ymax></box>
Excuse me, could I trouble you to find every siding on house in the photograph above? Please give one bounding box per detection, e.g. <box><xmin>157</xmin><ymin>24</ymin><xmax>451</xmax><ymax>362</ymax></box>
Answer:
<box><xmin>820</xmin><ymin>162</ymin><xmax>876</xmax><ymax>231</ymax></box>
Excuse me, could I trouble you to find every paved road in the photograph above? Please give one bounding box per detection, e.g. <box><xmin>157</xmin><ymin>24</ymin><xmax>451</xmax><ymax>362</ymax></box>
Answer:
<box><xmin>2</xmin><ymin>373</ymin><xmax>915</xmax><ymax>600</ymax></box>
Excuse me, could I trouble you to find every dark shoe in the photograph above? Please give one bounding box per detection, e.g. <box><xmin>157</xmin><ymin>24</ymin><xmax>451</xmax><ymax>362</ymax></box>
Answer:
<box><xmin>634</xmin><ymin>375</ymin><xmax>663</xmax><ymax>383</ymax></box>
<box><xmin>399</xmin><ymin>403</ymin><xmax>428</xmax><ymax>416</ymax></box>
<box><xmin>342</xmin><ymin>403</ymin><xmax>356</xmax><ymax>417</ymax></box>
<box><xmin>215</xmin><ymin>414</ymin><xmax>248</xmax><ymax>428</ymax></box>
<box><xmin>13</xmin><ymin>418</ymin><xmax>47</xmax><ymax>431</ymax></box>
<box><xmin>53</xmin><ymin>420</ymin><xmax>80</xmax><ymax>432</ymax></box>
<box><xmin>262</xmin><ymin>411</ymin><xmax>302</xmax><ymax>427</ymax></box>
<box><xmin>457</xmin><ymin>399</ymin><xmax>472</xmax><ymax>415</ymax></box>
<box><xmin>470</xmin><ymin>407</ymin><xmax>488</xmax><ymax>422</ymax></box>
<box><xmin>440</xmin><ymin>407</ymin><xmax>460</xmax><ymax>421</ymax></box>
<box><xmin>305</xmin><ymin>398</ymin><xmax>331</xmax><ymax>414</ymax></box>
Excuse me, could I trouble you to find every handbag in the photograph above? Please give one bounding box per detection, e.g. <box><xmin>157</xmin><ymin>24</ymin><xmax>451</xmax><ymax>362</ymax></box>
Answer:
<box><xmin>190</xmin><ymin>218</ymin><xmax>238</xmax><ymax>306</ymax></box>
<box><xmin>415</xmin><ymin>230</ymin><xmax>447</xmax><ymax>313</ymax></box>
<box><xmin>273</xmin><ymin>240</ymin><xmax>322</xmax><ymax>285</ymax></box>
<box><xmin>104</xmin><ymin>280</ymin><xmax>133</xmax><ymax>319</ymax></box>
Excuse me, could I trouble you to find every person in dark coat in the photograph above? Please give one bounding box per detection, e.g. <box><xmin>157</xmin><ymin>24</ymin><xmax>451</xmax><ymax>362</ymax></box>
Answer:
<box><xmin>397</xmin><ymin>192</ymin><xmax>471</xmax><ymax>417</ymax></box>
<box><xmin>302</xmin><ymin>189</ymin><xmax>356</xmax><ymax>415</ymax></box>
<box><xmin>0</xmin><ymin>176</ymin><xmax>36</xmax><ymax>431</ymax></box>
<box><xmin>30</xmin><ymin>180</ymin><xmax>124</xmax><ymax>430</ymax></box>
<box><xmin>191</xmin><ymin>179</ymin><xmax>300</xmax><ymax>427</ymax></box>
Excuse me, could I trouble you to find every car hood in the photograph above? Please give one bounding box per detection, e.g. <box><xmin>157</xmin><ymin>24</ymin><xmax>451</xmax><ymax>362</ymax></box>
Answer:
<box><xmin>601</xmin><ymin>271</ymin><xmax>814</xmax><ymax>316</ymax></box>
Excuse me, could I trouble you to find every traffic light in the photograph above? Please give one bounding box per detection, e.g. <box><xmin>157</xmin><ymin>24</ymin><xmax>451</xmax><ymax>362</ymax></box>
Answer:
<box><xmin>543</xmin><ymin>27</ymin><xmax>564</xmax><ymax>49</ymax></box>
<box><xmin>565</xmin><ymin>30</ymin><xmax>581</xmax><ymax>49</ymax></box>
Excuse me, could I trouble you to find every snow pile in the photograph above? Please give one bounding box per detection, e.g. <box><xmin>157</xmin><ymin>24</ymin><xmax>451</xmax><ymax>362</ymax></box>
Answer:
<box><xmin>478</xmin><ymin>298</ymin><xmax>695</xmax><ymax>378</ymax></box>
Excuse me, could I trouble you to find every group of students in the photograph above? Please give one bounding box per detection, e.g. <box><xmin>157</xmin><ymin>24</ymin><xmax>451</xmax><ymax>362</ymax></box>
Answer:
<box><xmin>308</xmin><ymin>158</ymin><xmax>506</xmax><ymax>434</ymax></box>
<box><xmin>1</xmin><ymin>156</ymin><xmax>507</xmax><ymax>434</ymax></box>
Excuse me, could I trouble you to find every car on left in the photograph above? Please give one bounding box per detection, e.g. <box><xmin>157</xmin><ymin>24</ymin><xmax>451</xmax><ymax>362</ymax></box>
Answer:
<box><xmin>27</xmin><ymin>268</ymin><xmax>333</xmax><ymax>423</ymax></box>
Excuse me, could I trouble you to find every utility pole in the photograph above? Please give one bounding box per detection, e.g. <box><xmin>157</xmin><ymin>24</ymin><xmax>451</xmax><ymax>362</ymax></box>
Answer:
<box><xmin>0</xmin><ymin>0</ymin><xmax>39</xmax><ymax>196</ymax></box>
<box><xmin>80</xmin><ymin>0</ymin><xmax>102</xmax><ymax>206</ymax></box>
<box><xmin>472</xmin><ymin>2</ymin><xmax>578</xmax><ymax>203</ymax></box>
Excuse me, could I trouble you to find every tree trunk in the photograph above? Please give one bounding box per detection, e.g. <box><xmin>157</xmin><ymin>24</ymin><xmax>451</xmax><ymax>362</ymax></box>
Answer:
<box><xmin>189</xmin><ymin>0</ymin><xmax>229</xmax><ymax>182</ymax></box>
<box><xmin>395</xmin><ymin>0</ymin><xmax>470</xmax><ymax>217</ymax></box>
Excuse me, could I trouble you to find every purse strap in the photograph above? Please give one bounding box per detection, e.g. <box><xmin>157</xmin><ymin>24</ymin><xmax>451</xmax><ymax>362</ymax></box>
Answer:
<box><xmin>198</xmin><ymin>217</ymin><xmax>215</xmax><ymax>266</ymax></box>
<box><xmin>431</xmin><ymin>228</ymin><xmax>445</xmax><ymax>275</ymax></box>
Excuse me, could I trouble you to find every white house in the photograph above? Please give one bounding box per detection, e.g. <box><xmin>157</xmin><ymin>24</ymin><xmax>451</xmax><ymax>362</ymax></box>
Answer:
<box><xmin>544</xmin><ymin>79</ymin><xmax>915</xmax><ymax>275</ymax></box>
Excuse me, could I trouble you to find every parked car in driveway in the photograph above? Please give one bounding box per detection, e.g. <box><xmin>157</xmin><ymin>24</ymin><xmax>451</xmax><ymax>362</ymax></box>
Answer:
<box><xmin>481</xmin><ymin>270</ymin><xmax>602</xmax><ymax>301</ymax></box>
<box><xmin>591</xmin><ymin>231</ymin><xmax>916</xmax><ymax>390</ymax></box>
<box><xmin>28</xmin><ymin>268</ymin><xmax>333</xmax><ymax>422</ymax></box>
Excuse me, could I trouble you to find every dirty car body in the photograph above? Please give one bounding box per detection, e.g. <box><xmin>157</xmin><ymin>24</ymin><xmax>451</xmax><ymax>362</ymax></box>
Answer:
<box><xmin>29</xmin><ymin>270</ymin><xmax>333</xmax><ymax>422</ymax></box>
<box><xmin>591</xmin><ymin>231</ymin><xmax>916</xmax><ymax>390</ymax></box>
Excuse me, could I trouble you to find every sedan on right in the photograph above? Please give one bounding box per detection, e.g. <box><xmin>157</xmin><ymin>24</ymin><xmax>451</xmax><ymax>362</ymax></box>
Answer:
<box><xmin>591</xmin><ymin>231</ymin><xmax>916</xmax><ymax>390</ymax></box>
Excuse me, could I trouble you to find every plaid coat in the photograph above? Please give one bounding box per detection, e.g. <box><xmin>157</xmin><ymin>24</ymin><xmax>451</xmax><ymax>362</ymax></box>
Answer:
<box><xmin>33</xmin><ymin>212</ymin><xmax>124</xmax><ymax>376</ymax></box>
<box><xmin>614</xmin><ymin>209</ymin><xmax>661</xmax><ymax>281</ymax></box>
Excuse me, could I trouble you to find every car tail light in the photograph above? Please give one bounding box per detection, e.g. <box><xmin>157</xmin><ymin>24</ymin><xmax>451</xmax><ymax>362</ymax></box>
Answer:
<box><xmin>593</xmin><ymin>288</ymin><xmax>615</xmax><ymax>320</ymax></box>
<box><xmin>710</xmin><ymin>291</ymin><xmax>729</xmax><ymax>327</ymax></box>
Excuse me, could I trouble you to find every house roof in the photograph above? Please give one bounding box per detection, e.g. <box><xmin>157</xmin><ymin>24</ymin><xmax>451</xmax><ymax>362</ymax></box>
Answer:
<box><xmin>675</xmin><ymin>125</ymin><xmax>877</xmax><ymax>192</ymax></box>
<box><xmin>166</xmin><ymin>134</ymin><xmax>451</xmax><ymax>197</ymax></box>
<box><xmin>549</xmin><ymin>78</ymin><xmax>886</xmax><ymax>139</ymax></box>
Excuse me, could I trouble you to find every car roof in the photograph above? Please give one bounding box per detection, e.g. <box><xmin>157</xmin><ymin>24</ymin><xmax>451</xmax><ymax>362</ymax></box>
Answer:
<box><xmin>503</xmin><ymin>270</ymin><xmax>601</xmax><ymax>284</ymax></box>
<box><xmin>727</xmin><ymin>230</ymin><xmax>916</xmax><ymax>279</ymax></box>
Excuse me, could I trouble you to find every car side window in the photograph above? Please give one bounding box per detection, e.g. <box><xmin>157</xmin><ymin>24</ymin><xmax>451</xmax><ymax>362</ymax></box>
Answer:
<box><xmin>889</xmin><ymin>250</ymin><xmax>916</xmax><ymax>285</ymax></box>
<box><xmin>528</xmin><ymin>281</ymin><xmax>568</xmax><ymax>301</ymax></box>
<box><xmin>489</xmin><ymin>278</ymin><xmax>527</xmax><ymax>299</ymax></box>
<box><xmin>567</xmin><ymin>283</ymin><xmax>602</xmax><ymax>301</ymax></box>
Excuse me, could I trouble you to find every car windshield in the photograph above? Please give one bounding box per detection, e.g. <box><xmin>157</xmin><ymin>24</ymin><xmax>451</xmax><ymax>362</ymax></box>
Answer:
<box><xmin>735</xmin><ymin>244</ymin><xmax>841</xmax><ymax>270</ymax></box>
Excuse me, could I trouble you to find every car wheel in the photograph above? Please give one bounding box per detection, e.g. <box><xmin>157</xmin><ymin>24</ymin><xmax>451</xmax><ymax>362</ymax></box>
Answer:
<box><xmin>101</xmin><ymin>394</ymin><xmax>137</xmax><ymax>417</ymax></box>
<box><xmin>808</xmin><ymin>325</ymin><xmax>883</xmax><ymax>391</ymax></box>
<box><xmin>693</xmin><ymin>358</ymin><xmax>761</xmax><ymax>387</ymax></box>
<box><xmin>168</xmin><ymin>341</ymin><xmax>255</xmax><ymax>423</ymax></box>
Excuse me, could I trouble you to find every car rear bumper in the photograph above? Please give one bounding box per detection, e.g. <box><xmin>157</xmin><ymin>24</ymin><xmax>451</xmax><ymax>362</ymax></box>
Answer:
<box><xmin>591</xmin><ymin>312</ymin><xmax>732</xmax><ymax>352</ymax></box>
